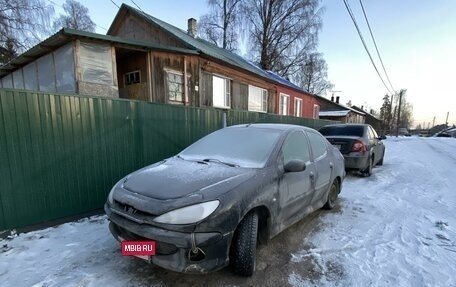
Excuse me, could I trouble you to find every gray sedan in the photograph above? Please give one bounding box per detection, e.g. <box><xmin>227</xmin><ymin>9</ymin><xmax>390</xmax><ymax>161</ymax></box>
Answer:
<box><xmin>319</xmin><ymin>124</ymin><xmax>386</xmax><ymax>176</ymax></box>
<box><xmin>105</xmin><ymin>124</ymin><xmax>345</xmax><ymax>276</ymax></box>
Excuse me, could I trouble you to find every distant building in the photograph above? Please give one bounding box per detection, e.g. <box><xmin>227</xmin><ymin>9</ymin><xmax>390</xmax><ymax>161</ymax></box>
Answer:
<box><xmin>316</xmin><ymin>95</ymin><xmax>365</xmax><ymax>123</ymax></box>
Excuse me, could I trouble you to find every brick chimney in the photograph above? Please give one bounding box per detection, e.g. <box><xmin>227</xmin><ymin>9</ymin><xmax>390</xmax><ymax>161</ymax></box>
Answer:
<box><xmin>188</xmin><ymin>18</ymin><xmax>197</xmax><ymax>37</ymax></box>
<box><xmin>336</xmin><ymin>96</ymin><xmax>340</xmax><ymax>104</ymax></box>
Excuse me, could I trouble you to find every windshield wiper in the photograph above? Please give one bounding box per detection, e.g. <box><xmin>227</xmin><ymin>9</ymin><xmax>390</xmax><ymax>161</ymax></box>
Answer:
<box><xmin>202</xmin><ymin>158</ymin><xmax>239</xmax><ymax>167</ymax></box>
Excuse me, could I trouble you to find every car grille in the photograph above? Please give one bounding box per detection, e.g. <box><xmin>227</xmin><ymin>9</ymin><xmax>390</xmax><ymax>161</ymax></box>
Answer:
<box><xmin>114</xmin><ymin>200</ymin><xmax>157</xmax><ymax>217</ymax></box>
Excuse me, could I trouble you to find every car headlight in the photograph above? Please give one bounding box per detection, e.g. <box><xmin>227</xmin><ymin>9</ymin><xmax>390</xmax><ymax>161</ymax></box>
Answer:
<box><xmin>108</xmin><ymin>188</ymin><xmax>114</xmax><ymax>204</ymax></box>
<box><xmin>153</xmin><ymin>200</ymin><xmax>220</xmax><ymax>224</ymax></box>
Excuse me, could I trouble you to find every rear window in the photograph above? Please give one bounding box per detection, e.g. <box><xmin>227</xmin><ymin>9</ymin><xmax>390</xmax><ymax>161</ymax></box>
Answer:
<box><xmin>319</xmin><ymin>125</ymin><xmax>364</xmax><ymax>137</ymax></box>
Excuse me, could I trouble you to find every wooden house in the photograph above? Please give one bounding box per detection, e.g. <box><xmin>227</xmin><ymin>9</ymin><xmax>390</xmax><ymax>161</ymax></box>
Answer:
<box><xmin>0</xmin><ymin>4</ymin><xmax>320</xmax><ymax>118</ymax></box>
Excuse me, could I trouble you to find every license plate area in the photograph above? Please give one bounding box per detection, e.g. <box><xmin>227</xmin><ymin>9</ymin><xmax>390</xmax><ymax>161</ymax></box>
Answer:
<box><xmin>119</xmin><ymin>236</ymin><xmax>156</xmax><ymax>260</ymax></box>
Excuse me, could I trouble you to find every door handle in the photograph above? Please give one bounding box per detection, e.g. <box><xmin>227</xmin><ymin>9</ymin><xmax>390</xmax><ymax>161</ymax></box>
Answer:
<box><xmin>309</xmin><ymin>172</ymin><xmax>315</xmax><ymax>180</ymax></box>
<box><xmin>330</xmin><ymin>162</ymin><xmax>334</xmax><ymax>169</ymax></box>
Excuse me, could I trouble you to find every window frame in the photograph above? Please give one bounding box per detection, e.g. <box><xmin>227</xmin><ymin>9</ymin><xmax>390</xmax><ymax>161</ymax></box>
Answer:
<box><xmin>294</xmin><ymin>98</ymin><xmax>303</xmax><ymax>117</ymax></box>
<box><xmin>212</xmin><ymin>75</ymin><xmax>231</xmax><ymax>109</ymax></box>
<box><xmin>313</xmin><ymin>104</ymin><xmax>320</xmax><ymax>119</ymax></box>
<box><xmin>307</xmin><ymin>131</ymin><xmax>328</xmax><ymax>161</ymax></box>
<box><xmin>165</xmin><ymin>69</ymin><xmax>185</xmax><ymax>105</ymax></box>
<box><xmin>279</xmin><ymin>93</ymin><xmax>290</xmax><ymax>116</ymax></box>
<box><xmin>124</xmin><ymin>70</ymin><xmax>141</xmax><ymax>86</ymax></box>
<box><xmin>281</xmin><ymin>130</ymin><xmax>312</xmax><ymax>165</ymax></box>
<box><xmin>248</xmin><ymin>85</ymin><xmax>268</xmax><ymax>113</ymax></box>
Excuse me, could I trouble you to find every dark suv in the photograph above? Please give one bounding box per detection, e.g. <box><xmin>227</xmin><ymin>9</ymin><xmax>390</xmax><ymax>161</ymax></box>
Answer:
<box><xmin>319</xmin><ymin>124</ymin><xmax>385</xmax><ymax>176</ymax></box>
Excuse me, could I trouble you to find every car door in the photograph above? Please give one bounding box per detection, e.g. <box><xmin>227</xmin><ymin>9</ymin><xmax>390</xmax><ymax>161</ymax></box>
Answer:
<box><xmin>278</xmin><ymin>130</ymin><xmax>316</xmax><ymax>226</ymax></box>
<box><xmin>368</xmin><ymin>126</ymin><xmax>384</xmax><ymax>164</ymax></box>
<box><xmin>306</xmin><ymin>130</ymin><xmax>333</xmax><ymax>205</ymax></box>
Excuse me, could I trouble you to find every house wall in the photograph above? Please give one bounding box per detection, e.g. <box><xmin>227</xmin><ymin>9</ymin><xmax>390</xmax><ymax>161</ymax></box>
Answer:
<box><xmin>201</xmin><ymin>59</ymin><xmax>275</xmax><ymax>113</ymax></box>
<box><xmin>109</xmin><ymin>11</ymin><xmax>186</xmax><ymax>48</ymax></box>
<box><xmin>275</xmin><ymin>85</ymin><xmax>319</xmax><ymax>118</ymax></box>
<box><xmin>149</xmin><ymin>52</ymin><xmax>200</xmax><ymax>106</ymax></box>
<box><xmin>76</xmin><ymin>40</ymin><xmax>118</xmax><ymax>98</ymax></box>
<box><xmin>116</xmin><ymin>50</ymin><xmax>149</xmax><ymax>101</ymax></box>
<box><xmin>320</xmin><ymin>115</ymin><xmax>347</xmax><ymax>123</ymax></box>
<box><xmin>109</xmin><ymin>10</ymin><xmax>277</xmax><ymax>113</ymax></box>
<box><xmin>0</xmin><ymin>43</ymin><xmax>77</xmax><ymax>93</ymax></box>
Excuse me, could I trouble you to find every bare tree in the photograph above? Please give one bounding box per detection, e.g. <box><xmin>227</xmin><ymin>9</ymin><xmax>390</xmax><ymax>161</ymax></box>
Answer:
<box><xmin>0</xmin><ymin>0</ymin><xmax>54</xmax><ymax>54</ymax></box>
<box><xmin>199</xmin><ymin>0</ymin><xmax>242</xmax><ymax>51</ymax></box>
<box><xmin>242</xmin><ymin>0</ymin><xmax>322</xmax><ymax>77</ymax></box>
<box><xmin>390</xmin><ymin>89</ymin><xmax>413</xmax><ymax>130</ymax></box>
<box><xmin>53</xmin><ymin>0</ymin><xmax>95</xmax><ymax>32</ymax></box>
<box><xmin>0</xmin><ymin>38</ymin><xmax>18</xmax><ymax>65</ymax></box>
<box><xmin>293</xmin><ymin>52</ymin><xmax>332</xmax><ymax>95</ymax></box>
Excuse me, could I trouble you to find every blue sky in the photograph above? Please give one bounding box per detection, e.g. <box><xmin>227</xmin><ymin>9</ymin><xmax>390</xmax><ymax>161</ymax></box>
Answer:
<box><xmin>52</xmin><ymin>0</ymin><xmax>456</xmax><ymax>126</ymax></box>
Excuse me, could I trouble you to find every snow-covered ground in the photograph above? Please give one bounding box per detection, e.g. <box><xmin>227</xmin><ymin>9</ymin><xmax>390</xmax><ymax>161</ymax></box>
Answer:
<box><xmin>1</xmin><ymin>137</ymin><xmax>456</xmax><ymax>287</ymax></box>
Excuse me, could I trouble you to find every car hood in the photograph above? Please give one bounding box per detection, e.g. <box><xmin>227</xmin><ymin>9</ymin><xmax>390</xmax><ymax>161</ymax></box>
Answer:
<box><xmin>121</xmin><ymin>157</ymin><xmax>254</xmax><ymax>200</ymax></box>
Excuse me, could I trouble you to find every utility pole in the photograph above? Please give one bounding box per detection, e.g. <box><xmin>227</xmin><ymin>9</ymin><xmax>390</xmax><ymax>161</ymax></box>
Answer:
<box><xmin>446</xmin><ymin>112</ymin><xmax>449</xmax><ymax>126</ymax></box>
<box><xmin>432</xmin><ymin>116</ymin><xmax>435</xmax><ymax>128</ymax></box>
<box><xmin>389</xmin><ymin>93</ymin><xmax>394</xmax><ymax>134</ymax></box>
<box><xmin>395</xmin><ymin>90</ymin><xmax>403</xmax><ymax>136</ymax></box>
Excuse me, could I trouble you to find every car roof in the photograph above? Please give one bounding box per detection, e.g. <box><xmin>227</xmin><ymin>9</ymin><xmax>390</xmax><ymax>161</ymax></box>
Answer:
<box><xmin>229</xmin><ymin>123</ymin><xmax>315</xmax><ymax>132</ymax></box>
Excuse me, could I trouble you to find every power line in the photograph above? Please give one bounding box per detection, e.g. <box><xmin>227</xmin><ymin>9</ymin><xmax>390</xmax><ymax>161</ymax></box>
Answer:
<box><xmin>130</xmin><ymin>0</ymin><xmax>145</xmax><ymax>13</ymax></box>
<box><xmin>358</xmin><ymin>0</ymin><xmax>396</xmax><ymax>93</ymax></box>
<box><xmin>110</xmin><ymin>0</ymin><xmax>120</xmax><ymax>9</ymax></box>
<box><xmin>342</xmin><ymin>0</ymin><xmax>393</xmax><ymax>95</ymax></box>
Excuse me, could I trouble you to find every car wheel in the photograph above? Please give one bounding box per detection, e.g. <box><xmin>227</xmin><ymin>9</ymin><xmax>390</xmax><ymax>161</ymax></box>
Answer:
<box><xmin>323</xmin><ymin>180</ymin><xmax>340</xmax><ymax>210</ymax></box>
<box><xmin>362</xmin><ymin>157</ymin><xmax>373</xmax><ymax>177</ymax></box>
<box><xmin>230</xmin><ymin>211</ymin><xmax>258</xmax><ymax>276</ymax></box>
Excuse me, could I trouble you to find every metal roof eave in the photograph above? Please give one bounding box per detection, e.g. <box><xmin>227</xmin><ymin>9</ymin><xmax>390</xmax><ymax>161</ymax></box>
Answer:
<box><xmin>0</xmin><ymin>28</ymin><xmax>198</xmax><ymax>78</ymax></box>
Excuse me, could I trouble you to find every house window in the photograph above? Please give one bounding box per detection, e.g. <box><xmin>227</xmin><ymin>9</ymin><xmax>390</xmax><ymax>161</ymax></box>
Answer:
<box><xmin>313</xmin><ymin>104</ymin><xmax>320</xmax><ymax>119</ymax></box>
<box><xmin>124</xmin><ymin>70</ymin><xmax>140</xmax><ymax>86</ymax></box>
<box><xmin>248</xmin><ymin>85</ymin><xmax>268</xmax><ymax>112</ymax></box>
<box><xmin>213</xmin><ymin>75</ymin><xmax>231</xmax><ymax>108</ymax></box>
<box><xmin>294</xmin><ymin>98</ymin><xmax>303</xmax><ymax>117</ymax></box>
<box><xmin>166</xmin><ymin>70</ymin><xmax>184</xmax><ymax>104</ymax></box>
<box><xmin>279</xmin><ymin>93</ymin><xmax>290</xmax><ymax>116</ymax></box>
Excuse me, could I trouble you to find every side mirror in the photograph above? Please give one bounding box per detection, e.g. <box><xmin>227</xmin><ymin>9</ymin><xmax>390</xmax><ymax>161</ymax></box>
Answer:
<box><xmin>284</xmin><ymin>160</ymin><xmax>306</xmax><ymax>173</ymax></box>
<box><xmin>379</xmin><ymin>135</ymin><xmax>387</xmax><ymax>140</ymax></box>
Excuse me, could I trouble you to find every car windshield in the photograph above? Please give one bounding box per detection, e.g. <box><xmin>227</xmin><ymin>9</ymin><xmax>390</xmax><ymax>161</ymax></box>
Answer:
<box><xmin>179</xmin><ymin>127</ymin><xmax>282</xmax><ymax>168</ymax></box>
<box><xmin>319</xmin><ymin>125</ymin><xmax>364</xmax><ymax>137</ymax></box>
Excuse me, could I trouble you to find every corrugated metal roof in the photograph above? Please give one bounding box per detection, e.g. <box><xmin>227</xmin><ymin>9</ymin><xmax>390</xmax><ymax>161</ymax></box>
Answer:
<box><xmin>319</xmin><ymin>110</ymin><xmax>351</xmax><ymax>117</ymax></box>
<box><xmin>0</xmin><ymin>28</ymin><xmax>197</xmax><ymax>77</ymax></box>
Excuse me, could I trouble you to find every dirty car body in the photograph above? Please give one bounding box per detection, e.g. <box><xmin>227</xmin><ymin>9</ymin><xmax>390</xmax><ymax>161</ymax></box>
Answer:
<box><xmin>105</xmin><ymin>124</ymin><xmax>345</xmax><ymax>275</ymax></box>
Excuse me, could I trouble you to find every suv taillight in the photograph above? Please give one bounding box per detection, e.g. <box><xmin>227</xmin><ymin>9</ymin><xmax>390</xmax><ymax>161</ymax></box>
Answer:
<box><xmin>352</xmin><ymin>140</ymin><xmax>366</xmax><ymax>152</ymax></box>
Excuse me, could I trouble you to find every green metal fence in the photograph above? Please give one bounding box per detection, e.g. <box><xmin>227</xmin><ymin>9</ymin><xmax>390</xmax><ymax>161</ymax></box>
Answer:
<box><xmin>0</xmin><ymin>89</ymin><xmax>336</xmax><ymax>231</ymax></box>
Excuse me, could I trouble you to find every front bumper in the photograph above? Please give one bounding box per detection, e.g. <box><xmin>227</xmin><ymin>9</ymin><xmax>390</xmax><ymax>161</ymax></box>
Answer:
<box><xmin>343</xmin><ymin>153</ymin><xmax>369</xmax><ymax>170</ymax></box>
<box><xmin>105</xmin><ymin>203</ymin><xmax>232</xmax><ymax>274</ymax></box>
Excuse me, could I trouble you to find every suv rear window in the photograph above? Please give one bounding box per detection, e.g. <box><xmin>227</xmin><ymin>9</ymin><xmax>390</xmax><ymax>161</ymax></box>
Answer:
<box><xmin>319</xmin><ymin>125</ymin><xmax>364</xmax><ymax>137</ymax></box>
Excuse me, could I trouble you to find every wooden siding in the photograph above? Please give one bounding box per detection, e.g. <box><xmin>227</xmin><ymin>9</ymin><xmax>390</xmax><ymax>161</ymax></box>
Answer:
<box><xmin>116</xmin><ymin>50</ymin><xmax>149</xmax><ymax>101</ymax></box>
<box><xmin>109</xmin><ymin>11</ymin><xmax>186</xmax><ymax>48</ymax></box>
<box><xmin>150</xmin><ymin>52</ymin><xmax>200</xmax><ymax>106</ymax></box>
<box><xmin>232</xmin><ymin>82</ymin><xmax>248</xmax><ymax>110</ymax></box>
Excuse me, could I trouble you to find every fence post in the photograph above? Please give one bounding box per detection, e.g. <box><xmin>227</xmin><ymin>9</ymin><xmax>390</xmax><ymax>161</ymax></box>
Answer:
<box><xmin>222</xmin><ymin>111</ymin><xmax>227</xmax><ymax>128</ymax></box>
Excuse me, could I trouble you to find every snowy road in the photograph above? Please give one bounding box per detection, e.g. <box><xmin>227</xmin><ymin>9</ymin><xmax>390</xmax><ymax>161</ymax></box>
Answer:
<box><xmin>1</xmin><ymin>137</ymin><xmax>456</xmax><ymax>287</ymax></box>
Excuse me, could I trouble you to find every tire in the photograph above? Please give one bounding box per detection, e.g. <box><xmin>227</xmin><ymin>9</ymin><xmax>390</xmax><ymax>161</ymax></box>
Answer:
<box><xmin>377</xmin><ymin>156</ymin><xmax>384</xmax><ymax>166</ymax></box>
<box><xmin>230</xmin><ymin>212</ymin><xmax>259</xmax><ymax>276</ymax></box>
<box><xmin>323</xmin><ymin>180</ymin><xmax>340</xmax><ymax>210</ymax></box>
<box><xmin>362</xmin><ymin>156</ymin><xmax>373</xmax><ymax>177</ymax></box>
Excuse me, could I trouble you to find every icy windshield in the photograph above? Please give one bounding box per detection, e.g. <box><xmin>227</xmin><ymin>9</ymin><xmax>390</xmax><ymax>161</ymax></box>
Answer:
<box><xmin>179</xmin><ymin>127</ymin><xmax>282</xmax><ymax>168</ymax></box>
<box><xmin>319</xmin><ymin>125</ymin><xmax>364</xmax><ymax>137</ymax></box>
